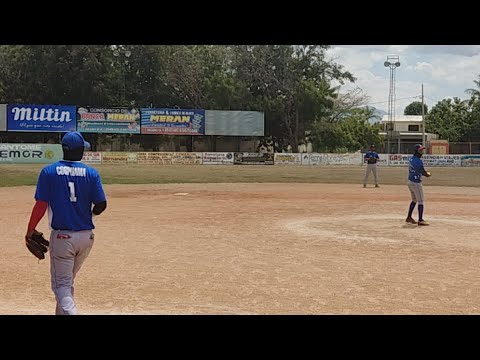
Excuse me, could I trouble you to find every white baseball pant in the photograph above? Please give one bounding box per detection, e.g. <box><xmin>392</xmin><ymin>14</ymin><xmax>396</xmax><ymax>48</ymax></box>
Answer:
<box><xmin>49</xmin><ymin>229</ymin><xmax>94</xmax><ymax>315</ymax></box>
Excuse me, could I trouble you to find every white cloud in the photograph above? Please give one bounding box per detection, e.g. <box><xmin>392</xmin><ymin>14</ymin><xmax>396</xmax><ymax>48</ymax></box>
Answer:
<box><xmin>339</xmin><ymin>45</ymin><xmax>480</xmax><ymax>57</ymax></box>
<box><xmin>388</xmin><ymin>45</ymin><xmax>409</xmax><ymax>53</ymax></box>
<box><xmin>326</xmin><ymin>47</ymin><xmax>375</xmax><ymax>72</ymax></box>
<box><xmin>329</xmin><ymin>45</ymin><xmax>480</xmax><ymax>114</ymax></box>
<box><xmin>414</xmin><ymin>62</ymin><xmax>434</xmax><ymax>73</ymax></box>
<box><xmin>409</xmin><ymin>45</ymin><xmax>480</xmax><ymax>57</ymax></box>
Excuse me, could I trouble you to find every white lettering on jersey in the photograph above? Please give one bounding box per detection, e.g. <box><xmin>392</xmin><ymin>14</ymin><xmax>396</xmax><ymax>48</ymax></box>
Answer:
<box><xmin>56</xmin><ymin>166</ymin><xmax>87</xmax><ymax>177</ymax></box>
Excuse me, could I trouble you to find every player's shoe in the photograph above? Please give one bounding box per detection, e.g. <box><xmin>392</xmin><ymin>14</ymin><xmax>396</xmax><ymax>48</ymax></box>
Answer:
<box><xmin>405</xmin><ymin>217</ymin><xmax>417</xmax><ymax>224</ymax></box>
<box><xmin>375</xmin><ymin>184</ymin><xmax>380</xmax><ymax>188</ymax></box>
<box><xmin>418</xmin><ymin>220</ymin><xmax>429</xmax><ymax>226</ymax></box>
<box><xmin>363</xmin><ymin>184</ymin><xmax>366</xmax><ymax>188</ymax></box>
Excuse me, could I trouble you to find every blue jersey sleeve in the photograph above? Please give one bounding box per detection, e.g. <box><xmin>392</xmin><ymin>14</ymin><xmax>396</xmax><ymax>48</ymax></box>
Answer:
<box><xmin>375</xmin><ymin>152</ymin><xmax>380</xmax><ymax>159</ymax></box>
<box><xmin>92</xmin><ymin>170</ymin><xmax>106</xmax><ymax>204</ymax></box>
<box><xmin>34</xmin><ymin>168</ymin><xmax>50</xmax><ymax>202</ymax></box>
<box><xmin>418</xmin><ymin>159</ymin><xmax>428</xmax><ymax>175</ymax></box>
<box><xmin>413</xmin><ymin>157</ymin><xmax>427</xmax><ymax>175</ymax></box>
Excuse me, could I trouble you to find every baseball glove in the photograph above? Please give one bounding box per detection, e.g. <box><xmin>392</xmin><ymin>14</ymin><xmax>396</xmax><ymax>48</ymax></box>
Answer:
<box><xmin>367</xmin><ymin>157</ymin><xmax>377</xmax><ymax>164</ymax></box>
<box><xmin>425</xmin><ymin>171</ymin><xmax>432</xmax><ymax>177</ymax></box>
<box><xmin>26</xmin><ymin>230</ymin><xmax>49</xmax><ymax>260</ymax></box>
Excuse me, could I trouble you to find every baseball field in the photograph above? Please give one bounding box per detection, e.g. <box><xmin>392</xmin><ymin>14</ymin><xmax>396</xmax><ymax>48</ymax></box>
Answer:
<box><xmin>2</xmin><ymin>164</ymin><xmax>480</xmax><ymax>314</ymax></box>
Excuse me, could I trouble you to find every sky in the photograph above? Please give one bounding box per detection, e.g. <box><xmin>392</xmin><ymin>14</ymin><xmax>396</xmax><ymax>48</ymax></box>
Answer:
<box><xmin>326</xmin><ymin>45</ymin><xmax>480</xmax><ymax>116</ymax></box>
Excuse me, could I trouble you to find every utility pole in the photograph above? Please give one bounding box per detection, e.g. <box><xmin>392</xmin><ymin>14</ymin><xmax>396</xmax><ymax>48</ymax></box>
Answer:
<box><xmin>421</xmin><ymin>84</ymin><xmax>426</xmax><ymax>151</ymax></box>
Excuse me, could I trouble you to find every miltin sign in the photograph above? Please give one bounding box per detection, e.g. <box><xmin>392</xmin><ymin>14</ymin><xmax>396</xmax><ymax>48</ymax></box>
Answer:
<box><xmin>7</xmin><ymin>104</ymin><xmax>77</xmax><ymax>132</ymax></box>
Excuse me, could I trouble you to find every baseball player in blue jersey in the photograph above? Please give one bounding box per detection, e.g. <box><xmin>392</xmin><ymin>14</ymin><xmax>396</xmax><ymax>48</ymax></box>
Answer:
<box><xmin>363</xmin><ymin>144</ymin><xmax>380</xmax><ymax>188</ymax></box>
<box><xmin>25</xmin><ymin>131</ymin><xmax>107</xmax><ymax>315</ymax></box>
<box><xmin>406</xmin><ymin>144</ymin><xmax>431</xmax><ymax>226</ymax></box>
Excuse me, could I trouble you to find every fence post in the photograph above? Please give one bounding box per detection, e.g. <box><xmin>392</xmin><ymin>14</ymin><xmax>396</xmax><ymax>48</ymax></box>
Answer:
<box><xmin>470</xmin><ymin>142</ymin><xmax>472</xmax><ymax>155</ymax></box>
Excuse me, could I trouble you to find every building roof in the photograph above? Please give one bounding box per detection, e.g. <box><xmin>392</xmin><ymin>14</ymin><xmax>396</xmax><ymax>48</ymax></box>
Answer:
<box><xmin>381</xmin><ymin>115</ymin><xmax>423</xmax><ymax>123</ymax></box>
<box><xmin>378</xmin><ymin>132</ymin><xmax>438</xmax><ymax>141</ymax></box>
<box><xmin>379</xmin><ymin>131</ymin><xmax>435</xmax><ymax>137</ymax></box>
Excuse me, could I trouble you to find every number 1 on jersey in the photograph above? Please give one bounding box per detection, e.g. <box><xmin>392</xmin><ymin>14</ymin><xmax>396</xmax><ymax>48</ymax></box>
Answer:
<box><xmin>68</xmin><ymin>181</ymin><xmax>77</xmax><ymax>202</ymax></box>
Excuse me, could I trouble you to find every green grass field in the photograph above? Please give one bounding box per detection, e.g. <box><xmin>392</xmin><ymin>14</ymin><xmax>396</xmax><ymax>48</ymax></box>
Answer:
<box><xmin>1</xmin><ymin>164</ymin><xmax>480</xmax><ymax>187</ymax></box>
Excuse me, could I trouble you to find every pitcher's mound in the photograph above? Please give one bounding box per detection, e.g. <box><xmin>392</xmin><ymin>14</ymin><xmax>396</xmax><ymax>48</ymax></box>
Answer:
<box><xmin>284</xmin><ymin>214</ymin><xmax>480</xmax><ymax>248</ymax></box>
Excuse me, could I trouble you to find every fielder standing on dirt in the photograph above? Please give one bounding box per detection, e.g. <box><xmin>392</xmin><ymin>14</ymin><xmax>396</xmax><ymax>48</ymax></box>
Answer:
<box><xmin>405</xmin><ymin>144</ymin><xmax>431</xmax><ymax>226</ymax></box>
<box><xmin>25</xmin><ymin>131</ymin><xmax>107</xmax><ymax>315</ymax></box>
<box><xmin>363</xmin><ymin>144</ymin><xmax>380</xmax><ymax>188</ymax></box>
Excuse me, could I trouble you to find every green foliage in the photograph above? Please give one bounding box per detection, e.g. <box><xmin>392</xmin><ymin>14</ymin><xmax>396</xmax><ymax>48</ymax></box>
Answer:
<box><xmin>0</xmin><ymin>45</ymin><xmax>118</xmax><ymax>106</ymax></box>
<box><xmin>404</xmin><ymin>101</ymin><xmax>428</xmax><ymax>115</ymax></box>
<box><xmin>423</xmin><ymin>76</ymin><xmax>480</xmax><ymax>142</ymax></box>
<box><xmin>425</xmin><ymin>97</ymin><xmax>469</xmax><ymax>141</ymax></box>
<box><xmin>0</xmin><ymin>45</ymin><xmax>359</xmax><ymax>148</ymax></box>
<box><xmin>311</xmin><ymin>107</ymin><xmax>382</xmax><ymax>152</ymax></box>
<box><xmin>465</xmin><ymin>74</ymin><xmax>480</xmax><ymax>101</ymax></box>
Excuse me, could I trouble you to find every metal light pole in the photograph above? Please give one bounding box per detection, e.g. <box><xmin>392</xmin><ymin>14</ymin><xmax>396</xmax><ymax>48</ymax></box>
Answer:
<box><xmin>113</xmin><ymin>48</ymin><xmax>132</xmax><ymax>106</ymax></box>
<box><xmin>421</xmin><ymin>84</ymin><xmax>426</xmax><ymax>151</ymax></box>
<box><xmin>384</xmin><ymin>56</ymin><xmax>400</xmax><ymax>153</ymax></box>
<box><xmin>112</xmin><ymin>47</ymin><xmax>132</xmax><ymax>151</ymax></box>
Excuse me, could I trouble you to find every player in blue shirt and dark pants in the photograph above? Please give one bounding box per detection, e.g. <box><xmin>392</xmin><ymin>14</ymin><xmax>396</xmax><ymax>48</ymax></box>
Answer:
<box><xmin>363</xmin><ymin>144</ymin><xmax>380</xmax><ymax>188</ymax></box>
<box><xmin>26</xmin><ymin>132</ymin><xmax>107</xmax><ymax>315</ymax></box>
<box><xmin>406</xmin><ymin>144</ymin><xmax>431</xmax><ymax>226</ymax></box>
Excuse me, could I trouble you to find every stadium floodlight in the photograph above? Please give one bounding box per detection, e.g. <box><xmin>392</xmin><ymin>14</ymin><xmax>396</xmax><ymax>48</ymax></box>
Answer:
<box><xmin>112</xmin><ymin>47</ymin><xmax>132</xmax><ymax>105</ymax></box>
<box><xmin>384</xmin><ymin>56</ymin><xmax>401</xmax><ymax>153</ymax></box>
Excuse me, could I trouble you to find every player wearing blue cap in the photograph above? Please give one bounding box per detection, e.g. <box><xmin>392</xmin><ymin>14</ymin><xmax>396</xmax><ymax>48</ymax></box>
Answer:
<box><xmin>363</xmin><ymin>144</ymin><xmax>380</xmax><ymax>188</ymax></box>
<box><xmin>25</xmin><ymin>131</ymin><xmax>107</xmax><ymax>315</ymax></box>
<box><xmin>406</xmin><ymin>144</ymin><xmax>431</xmax><ymax>226</ymax></box>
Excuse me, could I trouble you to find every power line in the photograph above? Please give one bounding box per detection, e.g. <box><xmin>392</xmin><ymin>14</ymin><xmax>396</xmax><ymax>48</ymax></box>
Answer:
<box><xmin>366</xmin><ymin>95</ymin><xmax>421</xmax><ymax>106</ymax></box>
<box><xmin>425</xmin><ymin>95</ymin><xmax>441</xmax><ymax>104</ymax></box>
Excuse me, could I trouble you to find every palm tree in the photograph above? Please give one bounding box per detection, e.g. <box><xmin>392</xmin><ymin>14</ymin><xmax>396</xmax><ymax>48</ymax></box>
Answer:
<box><xmin>465</xmin><ymin>75</ymin><xmax>480</xmax><ymax>100</ymax></box>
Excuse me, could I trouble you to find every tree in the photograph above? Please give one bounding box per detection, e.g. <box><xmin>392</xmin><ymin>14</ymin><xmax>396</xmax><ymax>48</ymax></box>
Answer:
<box><xmin>161</xmin><ymin>45</ymin><xmax>249</xmax><ymax>110</ymax></box>
<box><xmin>311</xmin><ymin>107</ymin><xmax>382</xmax><ymax>152</ymax></box>
<box><xmin>425</xmin><ymin>98</ymin><xmax>469</xmax><ymax>141</ymax></box>
<box><xmin>465</xmin><ymin>74</ymin><xmax>480</xmax><ymax>101</ymax></box>
<box><xmin>231</xmin><ymin>45</ymin><xmax>355</xmax><ymax>148</ymax></box>
<box><xmin>328</xmin><ymin>87</ymin><xmax>370</xmax><ymax>123</ymax></box>
<box><xmin>0</xmin><ymin>45</ymin><xmax>364</xmax><ymax>150</ymax></box>
<box><xmin>466</xmin><ymin>99</ymin><xmax>480</xmax><ymax>141</ymax></box>
<box><xmin>311</xmin><ymin>121</ymin><xmax>346</xmax><ymax>152</ymax></box>
<box><xmin>0</xmin><ymin>45</ymin><xmax>118</xmax><ymax>106</ymax></box>
<box><xmin>404</xmin><ymin>101</ymin><xmax>428</xmax><ymax>115</ymax></box>
<box><xmin>340</xmin><ymin>107</ymin><xmax>383</xmax><ymax>151</ymax></box>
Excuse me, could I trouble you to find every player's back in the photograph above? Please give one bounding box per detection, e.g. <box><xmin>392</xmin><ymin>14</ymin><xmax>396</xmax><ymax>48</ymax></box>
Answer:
<box><xmin>37</xmin><ymin>160</ymin><xmax>104</xmax><ymax>231</ymax></box>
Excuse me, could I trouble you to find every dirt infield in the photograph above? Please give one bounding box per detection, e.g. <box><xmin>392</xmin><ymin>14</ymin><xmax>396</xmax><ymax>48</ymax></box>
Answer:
<box><xmin>2</xmin><ymin>182</ymin><xmax>480</xmax><ymax>314</ymax></box>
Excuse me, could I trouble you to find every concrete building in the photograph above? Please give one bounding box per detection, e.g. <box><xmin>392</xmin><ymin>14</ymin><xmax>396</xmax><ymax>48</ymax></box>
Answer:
<box><xmin>378</xmin><ymin>115</ymin><xmax>438</xmax><ymax>153</ymax></box>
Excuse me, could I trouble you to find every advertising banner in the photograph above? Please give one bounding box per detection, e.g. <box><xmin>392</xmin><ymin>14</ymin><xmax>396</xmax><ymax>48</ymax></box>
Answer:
<box><xmin>172</xmin><ymin>152</ymin><xmax>203</xmax><ymax>165</ymax></box>
<box><xmin>326</xmin><ymin>153</ymin><xmax>362</xmax><ymax>165</ymax></box>
<box><xmin>388</xmin><ymin>154</ymin><xmax>411</xmax><ymax>166</ymax></box>
<box><xmin>7</xmin><ymin>104</ymin><xmax>76</xmax><ymax>132</ymax></box>
<box><xmin>136</xmin><ymin>152</ymin><xmax>173</xmax><ymax>164</ymax></box>
<box><xmin>301</xmin><ymin>153</ymin><xmax>327</xmax><ymax>166</ymax></box>
<box><xmin>202</xmin><ymin>152</ymin><xmax>234</xmax><ymax>165</ymax></box>
<box><xmin>461</xmin><ymin>155</ymin><xmax>480</xmax><ymax>167</ymax></box>
<box><xmin>77</xmin><ymin>107</ymin><xmax>141</xmax><ymax>134</ymax></box>
<box><xmin>234</xmin><ymin>152</ymin><xmax>274</xmax><ymax>165</ymax></box>
<box><xmin>102</xmin><ymin>152</ymin><xmax>128</xmax><ymax>164</ymax></box>
<box><xmin>389</xmin><ymin>154</ymin><xmax>462</xmax><ymax>167</ymax></box>
<box><xmin>0</xmin><ymin>143</ymin><xmax>63</xmax><ymax>163</ymax></box>
<box><xmin>422</xmin><ymin>155</ymin><xmax>461</xmax><ymax>167</ymax></box>
<box><xmin>82</xmin><ymin>151</ymin><xmax>102</xmax><ymax>164</ymax></box>
<box><xmin>140</xmin><ymin>108</ymin><xmax>205</xmax><ymax>135</ymax></box>
<box><xmin>274</xmin><ymin>153</ymin><xmax>302</xmax><ymax>165</ymax></box>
